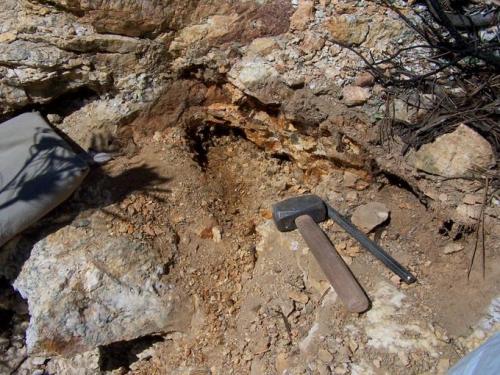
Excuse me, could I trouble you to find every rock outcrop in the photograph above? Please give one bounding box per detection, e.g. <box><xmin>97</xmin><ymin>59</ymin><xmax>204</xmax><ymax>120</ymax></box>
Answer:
<box><xmin>0</xmin><ymin>0</ymin><xmax>168</xmax><ymax>126</ymax></box>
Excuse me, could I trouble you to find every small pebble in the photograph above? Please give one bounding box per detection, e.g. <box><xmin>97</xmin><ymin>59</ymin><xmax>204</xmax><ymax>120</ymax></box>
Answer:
<box><xmin>390</xmin><ymin>275</ymin><xmax>401</xmax><ymax>285</ymax></box>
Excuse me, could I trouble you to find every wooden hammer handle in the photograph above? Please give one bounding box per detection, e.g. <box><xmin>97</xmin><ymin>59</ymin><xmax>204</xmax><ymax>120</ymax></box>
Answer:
<box><xmin>295</xmin><ymin>215</ymin><xmax>369</xmax><ymax>313</ymax></box>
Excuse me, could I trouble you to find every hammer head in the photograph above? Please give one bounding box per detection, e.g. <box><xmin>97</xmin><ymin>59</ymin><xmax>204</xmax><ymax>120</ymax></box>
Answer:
<box><xmin>272</xmin><ymin>195</ymin><xmax>327</xmax><ymax>232</ymax></box>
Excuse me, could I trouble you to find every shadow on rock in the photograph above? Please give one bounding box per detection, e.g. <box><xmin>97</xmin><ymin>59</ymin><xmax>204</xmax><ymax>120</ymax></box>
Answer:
<box><xmin>0</xmin><ymin>162</ymin><xmax>173</xmax><ymax>366</ymax></box>
<box><xmin>1</xmin><ymin>163</ymin><xmax>172</xmax><ymax>282</ymax></box>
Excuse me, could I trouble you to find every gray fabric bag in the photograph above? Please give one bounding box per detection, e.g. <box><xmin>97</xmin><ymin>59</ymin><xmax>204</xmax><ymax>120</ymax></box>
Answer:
<box><xmin>0</xmin><ymin>112</ymin><xmax>89</xmax><ymax>247</ymax></box>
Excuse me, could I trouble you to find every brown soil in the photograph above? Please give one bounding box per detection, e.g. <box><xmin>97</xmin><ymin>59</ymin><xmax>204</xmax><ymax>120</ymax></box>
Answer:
<box><xmin>78</xmin><ymin>125</ymin><xmax>500</xmax><ymax>374</ymax></box>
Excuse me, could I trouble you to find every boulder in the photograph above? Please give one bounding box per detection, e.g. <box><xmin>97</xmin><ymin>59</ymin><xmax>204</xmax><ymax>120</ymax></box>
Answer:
<box><xmin>411</xmin><ymin>124</ymin><xmax>494</xmax><ymax>178</ymax></box>
<box><xmin>13</xmin><ymin>225</ymin><xmax>191</xmax><ymax>356</ymax></box>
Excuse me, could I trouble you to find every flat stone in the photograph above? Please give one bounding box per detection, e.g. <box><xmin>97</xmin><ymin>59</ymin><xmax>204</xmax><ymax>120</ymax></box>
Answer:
<box><xmin>246</xmin><ymin>37</ymin><xmax>279</xmax><ymax>57</ymax></box>
<box><xmin>252</xmin><ymin>333</ymin><xmax>270</xmax><ymax>354</ymax></box>
<box><xmin>341</xmin><ymin>85</ymin><xmax>371</xmax><ymax>107</ymax></box>
<box><xmin>411</xmin><ymin>124</ymin><xmax>494</xmax><ymax>178</ymax></box>
<box><xmin>342</xmin><ymin>171</ymin><xmax>369</xmax><ymax>190</ymax></box>
<box><xmin>342</xmin><ymin>171</ymin><xmax>360</xmax><ymax>188</ymax></box>
<box><xmin>0</xmin><ymin>32</ymin><xmax>17</xmax><ymax>43</ymax></box>
<box><xmin>456</xmin><ymin>203</ymin><xmax>482</xmax><ymax>222</ymax></box>
<box><xmin>463</xmin><ymin>194</ymin><xmax>483</xmax><ymax>205</ymax></box>
<box><xmin>351</xmin><ymin>202</ymin><xmax>390</xmax><ymax>233</ymax></box>
<box><xmin>318</xmin><ymin>348</ymin><xmax>333</xmax><ymax>363</ymax></box>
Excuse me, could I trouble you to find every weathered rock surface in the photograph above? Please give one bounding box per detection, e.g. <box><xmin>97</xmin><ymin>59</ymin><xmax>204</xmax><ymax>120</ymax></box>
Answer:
<box><xmin>0</xmin><ymin>0</ymin><xmax>169</xmax><ymax>123</ymax></box>
<box><xmin>33</xmin><ymin>0</ymin><xmax>201</xmax><ymax>37</ymax></box>
<box><xmin>246</xmin><ymin>37</ymin><xmax>280</xmax><ymax>57</ymax></box>
<box><xmin>290</xmin><ymin>0</ymin><xmax>314</xmax><ymax>31</ymax></box>
<box><xmin>351</xmin><ymin>202</ymin><xmax>390</xmax><ymax>233</ymax></box>
<box><xmin>46</xmin><ymin>349</ymin><xmax>100</xmax><ymax>375</ymax></box>
<box><xmin>324</xmin><ymin>13</ymin><xmax>408</xmax><ymax>53</ymax></box>
<box><xmin>12</xmin><ymin>224</ymin><xmax>190</xmax><ymax>356</ymax></box>
<box><xmin>411</xmin><ymin>124</ymin><xmax>494</xmax><ymax>177</ymax></box>
<box><xmin>228</xmin><ymin>58</ymin><xmax>282</xmax><ymax>105</ymax></box>
<box><xmin>325</xmin><ymin>15</ymin><xmax>370</xmax><ymax>46</ymax></box>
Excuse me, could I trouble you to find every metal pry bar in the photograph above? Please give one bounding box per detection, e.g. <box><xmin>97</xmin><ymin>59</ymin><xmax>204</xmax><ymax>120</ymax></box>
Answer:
<box><xmin>324</xmin><ymin>201</ymin><xmax>417</xmax><ymax>284</ymax></box>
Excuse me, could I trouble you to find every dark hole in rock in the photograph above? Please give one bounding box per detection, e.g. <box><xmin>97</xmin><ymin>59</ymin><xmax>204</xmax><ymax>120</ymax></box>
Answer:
<box><xmin>99</xmin><ymin>335</ymin><xmax>164</xmax><ymax>372</ymax></box>
<box><xmin>0</xmin><ymin>308</ymin><xmax>14</xmax><ymax>334</ymax></box>
<box><xmin>186</xmin><ymin>124</ymin><xmax>247</xmax><ymax>169</ymax></box>
<box><xmin>41</xmin><ymin>86</ymin><xmax>100</xmax><ymax>119</ymax></box>
<box><xmin>0</xmin><ymin>86</ymin><xmax>100</xmax><ymax>124</ymax></box>
<box><xmin>0</xmin><ymin>277</ymin><xmax>29</xmax><ymax>342</ymax></box>
<box><xmin>379</xmin><ymin>171</ymin><xmax>428</xmax><ymax>208</ymax></box>
<box><xmin>270</xmin><ymin>152</ymin><xmax>292</xmax><ymax>162</ymax></box>
<box><xmin>439</xmin><ymin>219</ymin><xmax>454</xmax><ymax>236</ymax></box>
<box><xmin>453</xmin><ymin>223</ymin><xmax>475</xmax><ymax>241</ymax></box>
<box><xmin>439</xmin><ymin>219</ymin><xmax>475</xmax><ymax>240</ymax></box>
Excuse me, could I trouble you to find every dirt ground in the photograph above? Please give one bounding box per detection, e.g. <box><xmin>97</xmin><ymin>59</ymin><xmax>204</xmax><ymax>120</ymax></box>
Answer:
<box><xmin>1</xmin><ymin>121</ymin><xmax>498</xmax><ymax>374</ymax></box>
<box><xmin>44</xmin><ymin>126</ymin><xmax>496</xmax><ymax>374</ymax></box>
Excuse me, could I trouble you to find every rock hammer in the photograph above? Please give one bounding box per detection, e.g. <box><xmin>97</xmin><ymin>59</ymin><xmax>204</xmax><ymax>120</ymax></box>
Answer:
<box><xmin>272</xmin><ymin>195</ymin><xmax>370</xmax><ymax>313</ymax></box>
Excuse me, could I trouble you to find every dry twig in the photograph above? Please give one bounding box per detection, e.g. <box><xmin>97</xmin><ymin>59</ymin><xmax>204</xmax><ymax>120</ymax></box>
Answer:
<box><xmin>467</xmin><ymin>177</ymin><xmax>490</xmax><ymax>279</ymax></box>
